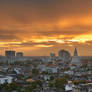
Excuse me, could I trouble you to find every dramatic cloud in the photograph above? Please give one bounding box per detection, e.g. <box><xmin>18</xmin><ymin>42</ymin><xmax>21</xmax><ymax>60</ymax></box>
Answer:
<box><xmin>0</xmin><ymin>0</ymin><xmax>92</xmax><ymax>56</ymax></box>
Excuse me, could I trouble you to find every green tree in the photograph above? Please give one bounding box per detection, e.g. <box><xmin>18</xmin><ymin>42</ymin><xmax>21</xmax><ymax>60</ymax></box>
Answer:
<box><xmin>73</xmin><ymin>80</ymin><xmax>79</xmax><ymax>85</ymax></box>
<box><xmin>31</xmin><ymin>82</ymin><xmax>37</xmax><ymax>89</ymax></box>
<box><xmin>50</xmin><ymin>75</ymin><xmax>54</xmax><ymax>81</ymax></box>
<box><xmin>55</xmin><ymin>78</ymin><xmax>67</xmax><ymax>89</ymax></box>
<box><xmin>22</xmin><ymin>86</ymin><xmax>33</xmax><ymax>92</ymax></box>
<box><xmin>36</xmin><ymin>80</ymin><xmax>43</xmax><ymax>88</ymax></box>
<box><xmin>49</xmin><ymin>81</ymin><xmax>54</xmax><ymax>88</ymax></box>
<box><xmin>32</xmin><ymin>69</ymin><xmax>39</xmax><ymax>76</ymax></box>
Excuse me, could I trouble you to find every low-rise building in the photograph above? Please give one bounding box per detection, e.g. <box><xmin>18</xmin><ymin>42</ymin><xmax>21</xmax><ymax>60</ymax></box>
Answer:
<box><xmin>0</xmin><ymin>75</ymin><xmax>13</xmax><ymax>84</ymax></box>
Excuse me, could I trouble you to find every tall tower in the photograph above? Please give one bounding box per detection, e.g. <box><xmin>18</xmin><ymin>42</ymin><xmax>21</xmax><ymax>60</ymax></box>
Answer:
<box><xmin>74</xmin><ymin>48</ymin><xmax>78</xmax><ymax>56</ymax></box>
<box><xmin>71</xmin><ymin>48</ymin><xmax>81</xmax><ymax>66</ymax></box>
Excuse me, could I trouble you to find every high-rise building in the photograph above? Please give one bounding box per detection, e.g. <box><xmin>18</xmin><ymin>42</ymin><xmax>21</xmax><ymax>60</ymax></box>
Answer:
<box><xmin>16</xmin><ymin>52</ymin><xmax>23</xmax><ymax>57</ymax></box>
<box><xmin>49</xmin><ymin>53</ymin><xmax>56</xmax><ymax>62</ymax></box>
<box><xmin>5</xmin><ymin>50</ymin><xmax>16</xmax><ymax>63</ymax></box>
<box><xmin>5</xmin><ymin>51</ymin><xmax>15</xmax><ymax>58</ymax></box>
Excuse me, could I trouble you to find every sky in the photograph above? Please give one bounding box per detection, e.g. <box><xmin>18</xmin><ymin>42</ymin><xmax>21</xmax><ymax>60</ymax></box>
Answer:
<box><xmin>0</xmin><ymin>0</ymin><xmax>92</xmax><ymax>56</ymax></box>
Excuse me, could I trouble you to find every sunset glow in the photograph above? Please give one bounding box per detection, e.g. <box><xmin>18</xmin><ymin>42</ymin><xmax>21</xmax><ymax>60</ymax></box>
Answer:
<box><xmin>0</xmin><ymin>0</ymin><xmax>92</xmax><ymax>56</ymax></box>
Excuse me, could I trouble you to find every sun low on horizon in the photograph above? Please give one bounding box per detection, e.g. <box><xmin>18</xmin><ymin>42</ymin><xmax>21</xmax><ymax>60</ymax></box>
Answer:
<box><xmin>0</xmin><ymin>0</ymin><xmax>92</xmax><ymax>56</ymax></box>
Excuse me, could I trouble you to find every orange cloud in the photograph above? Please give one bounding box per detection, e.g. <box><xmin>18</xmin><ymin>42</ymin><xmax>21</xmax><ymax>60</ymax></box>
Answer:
<box><xmin>0</xmin><ymin>0</ymin><xmax>92</xmax><ymax>56</ymax></box>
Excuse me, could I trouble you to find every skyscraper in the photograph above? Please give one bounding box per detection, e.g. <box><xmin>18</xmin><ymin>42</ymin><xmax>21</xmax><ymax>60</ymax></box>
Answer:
<box><xmin>5</xmin><ymin>50</ymin><xmax>15</xmax><ymax>63</ymax></box>
<box><xmin>16</xmin><ymin>52</ymin><xmax>23</xmax><ymax>57</ymax></box>
<box><xmin>5</xmin><ymin>51</ymin><xmax>15</xmax><ymax>58</ymax></box>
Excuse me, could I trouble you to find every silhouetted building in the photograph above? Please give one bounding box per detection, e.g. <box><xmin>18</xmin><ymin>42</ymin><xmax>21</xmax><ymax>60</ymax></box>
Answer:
<box><xmin>49</xmin><ymin>53</ymin><xmax>56</xmax><ymax>62</ymax></box>
<box><xmin>5</xmin><ymin>51</ymin><xmax>15</xmax><ymax>58</ymax></box>
<box><xmin>58</xmin><ymin>49</ymin><xmax>71</xmax><ymax>62</ymax></box>
<box><xmin>16</xmin><ymin>52</ymin><xmax>23</xmax><ymax>57</ymax></box>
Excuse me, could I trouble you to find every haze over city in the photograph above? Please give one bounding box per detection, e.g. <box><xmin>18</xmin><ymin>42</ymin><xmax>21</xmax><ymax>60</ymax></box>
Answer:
<box><xmin>0</xmin><ymin>0</ymin><xmax>92</xmax><ymax>56</ymax></box>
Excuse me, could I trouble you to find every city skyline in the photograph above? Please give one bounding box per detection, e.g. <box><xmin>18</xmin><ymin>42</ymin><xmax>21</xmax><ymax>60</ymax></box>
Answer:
<box><xmin>0</xmin><ymin>0</ymin><xmax>92</xmax><ymax>56</ymax></box>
